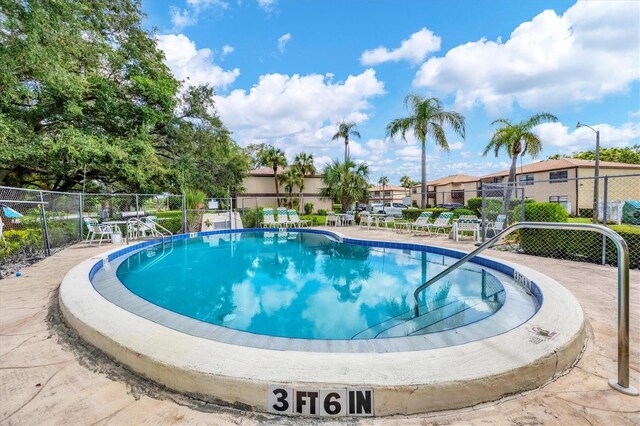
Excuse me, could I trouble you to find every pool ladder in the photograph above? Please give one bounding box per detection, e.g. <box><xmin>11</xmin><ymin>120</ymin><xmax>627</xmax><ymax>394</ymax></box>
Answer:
<box><xmin>125</xmin><ymin>218</ymin><xmax>173</xmax><ymax>246</ymax></box>
<box><xmin>412</xmin><ymin>222</ymin><xmax>636</xmax><ymax>396</ymax></box>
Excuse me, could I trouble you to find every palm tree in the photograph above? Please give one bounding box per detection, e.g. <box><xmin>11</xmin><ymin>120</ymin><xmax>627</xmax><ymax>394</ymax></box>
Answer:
<box><xmin>483</xmin><ymin>112</ymin><xmax>558</xmax><ymax>215</ymax></box>
<box><xmin>400</xmin><ymin>175</ymin><xmax>413</xmax><ymax>196</ymax></box>
<box><xmin>292</xmin><ymin>152</ymin><xmax>316</xmax><ymax>196</ymax></box>
<box><xmin>319</xmin><ymin>160</ymin><xmax>370</xmax><ymax>210</ymax></box>
<box><xmin>279</xmin><ymin>166</ymin><xmax>304</xmax><ymax>208</ymax></box>
<box><xmin>332</xmin><ymin>121</ymin><xmax>361</xmax><ymax>163</ymax></box>
<box><xmin>386</xmin><ymin>95</ymin><xmax>465</xmax><ymax>208</ymax></box>
<box><xmin>257</xmin><ymin>145</ymin><xmax>287</xmax><ymax>205</ymax></box>
<box><xmin>378</xmin><ymin>176</ymin><xmax>389</xmax><ymax>205</ymax></box>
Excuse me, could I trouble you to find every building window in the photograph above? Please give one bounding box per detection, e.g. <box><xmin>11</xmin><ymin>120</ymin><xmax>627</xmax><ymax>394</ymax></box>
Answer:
<box><xmin>451</xmin><ymin>190</ymin><xmax>464</xmax><ymax>201</ymax></box>
<box><xmin>519</xmin><ymin>175</ymin><xmax>534</xmax><ymax>185</ymax></box>
<box><xmin>549</xmin><ymin>195</ymin><xmax>569</xmax><ymax>212</ymax></box>
<box><xmin>549</xmin><ymin>170</ymin><xmax>568</xmax><ymax>183</ymax></box>
<box><xmin>412</xmin><ymin>188</ymin><xmax>417</xmax><ymax>194</ymax></box>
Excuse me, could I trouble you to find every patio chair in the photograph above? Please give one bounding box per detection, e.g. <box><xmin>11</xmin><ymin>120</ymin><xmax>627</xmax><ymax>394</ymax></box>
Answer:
<box><xmin>378</xmin><ymin>215</ymin><xmax>395</xmax><ymax>230</ymax></box>
<box><xmin>359</xmin><ymin>211</ymin><xmax>373</xmax><ymax>229</ymax></box>
<box><xmin>276</xmin><ymin>207</ymin><xmax>291</xmax><ymax>228</ymax></box>
<box><xmin>287</xmin><ymin>210</ymin><xmax>311</xmax><ymax>227</ymax></box>
<box><xmin>326</xmin><ymin>211</ymin><xmax>338</xmax><ymax>227</ymax></box>
<box><xmin>455</xmin><ymin>218</ymin><xmax>480</xmax><ymax>241</ymax></box>
<box><xmin>262</xmin><ymin>208</ymin><xmax>277</xmax><ymax>228</ymax></box>
<box><xmin>84</xmin><ymin>218</ymin><xmax>113</xmax><ymax>247</ymax></box>
<box><xmin>428</xmin><ymin>212</ymin><xmax>454</xmax><ymax>236</ymax></box>
<box><xmin>343</xmin><ymin>211</ymin><xmax>355</xmax><ymax>226</ymax></box>
<box><xmin>401</xmin><ymin>212</ymin><xmax>433</xmax><ymax>234</ymax></box>
<box><xmin>486</xmin><ymin>214</ymin><xmax>507</xmax><ymax>236</ymax></box>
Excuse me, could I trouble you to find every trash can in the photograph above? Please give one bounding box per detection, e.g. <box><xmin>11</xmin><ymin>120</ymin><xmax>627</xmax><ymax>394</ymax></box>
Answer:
<box><xmin>111</xmin><ymin>232</ymin><xmax>123</xmax><ymax>244</ymax></box>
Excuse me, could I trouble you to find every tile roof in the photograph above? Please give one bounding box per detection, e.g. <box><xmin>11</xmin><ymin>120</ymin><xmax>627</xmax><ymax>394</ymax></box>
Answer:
<box><xmin>480</xmin><ymin>158</ymin><xmax>640</xmax><ymax>179</ymax></box>
<box><xmin>412</xmin><ymin>174</ymin><xmax>480</xmax><ymax>187</ymax></box>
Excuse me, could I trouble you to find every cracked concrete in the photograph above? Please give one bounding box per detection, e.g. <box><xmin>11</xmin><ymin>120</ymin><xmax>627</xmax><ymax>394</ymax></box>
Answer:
<box><xmin>0</xmin><ymin>231</ymin><xmax>638</xmax><ymax>425</ymax></box>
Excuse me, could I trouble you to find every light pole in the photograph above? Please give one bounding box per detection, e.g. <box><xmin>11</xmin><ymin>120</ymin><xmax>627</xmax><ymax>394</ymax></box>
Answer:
<box><xmin>576</xmin><ymin>122</ymin><xmax>600</xmax><ymax>224</ymax></box>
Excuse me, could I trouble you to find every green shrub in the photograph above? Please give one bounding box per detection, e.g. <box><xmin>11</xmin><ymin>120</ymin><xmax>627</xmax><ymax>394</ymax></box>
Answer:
<box><xmin>239</xmin><ymin>207</ymin><xmax>264</xmax><ymax>228</ymax></box>
<box><xmin>578</xmin><ymin>208</ymin><xmax>594</xmax><ymax>218</ymax></box>
<box><xmin>155</xmin><ymin>210</ymin><xmax>184</xmax><ymax>233</ymax></box>
<box><xmin>304</xmin><ymin>202</ymin><xmax>314</xmax><ymax>215</ymax></box>
<box><xmin>0</xmin><ymin>228</ymin><xmax>43</xmax><ymax>262</ymax></box>
<box><xmin>317</xmin><ymin>209</ymin><xmax>327</xmax><ymax>216</ymax></box>
<box><xmin>466</xmin><ymin>198</ymin><xmax>482</xmax><ymax>215</ymax></box>
<box><xmin>401</xmin><ymin>208</ymin><xmax>450</xmax><ymax>221</ymax></box>
<box><xmin>333</xmin><ymin>204</ymin><xmax>342</xmax><ymax>213</ymax></box>
<box><xmin>452</xmin><ymin>208</ymin><xmax>477</xmax><ymax>219</ymax></box>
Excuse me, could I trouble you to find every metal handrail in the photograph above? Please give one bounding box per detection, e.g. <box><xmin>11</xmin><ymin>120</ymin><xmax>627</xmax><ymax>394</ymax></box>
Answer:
<box><xmin>412</xmin><ymin>222</ymin><xmax>636</xmax><ymax>396</ymax></box>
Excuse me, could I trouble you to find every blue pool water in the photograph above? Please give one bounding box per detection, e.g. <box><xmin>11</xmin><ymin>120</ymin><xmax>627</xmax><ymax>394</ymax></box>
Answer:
<box><xmin>116</xmin><ymin>231</ymin><xmax>506</xmax><ymax>340</ymax></box>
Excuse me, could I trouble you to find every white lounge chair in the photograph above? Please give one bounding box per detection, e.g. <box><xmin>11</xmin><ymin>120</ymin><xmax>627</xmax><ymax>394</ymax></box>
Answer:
<box><xmin>287</xmin><ymin>210</ymin><xmax>311</xmax><ymax>227</ymax></box>
<box><xmin>402</xmin><ymin>211</ymin><xmax>433</xmax><ymax>234</ymax></box>
<box><xmin>84</xmin><ymin>218</ymin><xmax>113</xmax><ymax>247</ymax></box>
<box><xmin>262</xmin><ymin>208</ymin><xmax>277</xmax><ymax>228</ymax></box>
<box><xmin>486</xmin><ymin>214</ymin><xmax>507</xmax><ymax>236</ymax></box>
<box><xmin>276</xmin><ymin>207</ymin><xmax>290</xmax><ymax>228</ymax></box>
<box><xmin>427</xmin><ymin>212</ymin><xmax>453</xmax><ymax>236</ymax></box>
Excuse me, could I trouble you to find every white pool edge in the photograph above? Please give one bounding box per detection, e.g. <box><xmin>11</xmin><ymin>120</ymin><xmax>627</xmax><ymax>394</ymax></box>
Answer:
<box><xmin>59</xmin><ymin>238</ymin><xmax>585</xmax><ymax>416</ymax></box>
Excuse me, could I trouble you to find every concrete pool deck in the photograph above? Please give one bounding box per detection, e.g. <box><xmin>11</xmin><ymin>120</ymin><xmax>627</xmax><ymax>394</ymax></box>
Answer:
<box><xmin>1</xmin><ymin>229</ymin><xmax>639</xmax><ymax>424</ymax></box>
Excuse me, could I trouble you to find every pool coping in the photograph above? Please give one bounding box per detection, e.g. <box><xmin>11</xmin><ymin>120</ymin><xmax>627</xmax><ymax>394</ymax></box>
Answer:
<box><xmin>59</xmin><ymin>229</ymin><xmax>586</xmax><ymax>416</ymax></box>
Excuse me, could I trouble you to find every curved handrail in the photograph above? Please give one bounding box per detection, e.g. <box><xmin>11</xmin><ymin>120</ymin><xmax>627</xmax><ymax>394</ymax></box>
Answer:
<box><xmin>412</xmin><ymin>221</ymin><xmax>635</xmax><ymax>396</ymax></box>
<box><xmin>126</xmin><ymin>218</ymin><xmax>173</xmax><ymax>245</ymax></box>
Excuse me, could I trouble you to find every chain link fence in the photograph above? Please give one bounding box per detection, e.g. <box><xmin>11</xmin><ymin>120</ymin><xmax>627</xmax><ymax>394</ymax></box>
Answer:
<box><xmin>481</xmin><ymin>174</ymin><xmax>640</xmax><ymax>269</ymax></box>
<box><xmin>0</xmin><ymin>186</ymin><xmax>186</xmax><ymax>277</ymax></box>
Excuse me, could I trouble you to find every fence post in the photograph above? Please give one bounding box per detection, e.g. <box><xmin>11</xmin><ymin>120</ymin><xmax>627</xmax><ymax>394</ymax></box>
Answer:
<box><xmin>481</xmin><ymin>185</ymin><xmax>487</xmax><ymax>243</ymax></box>
<box><xmin>39</xmin><ymin>191</ymin><xmax>51</xmax><ymax>256</ymax></box>
<box><xmin>520</xmin><ymin>186</ymin><xmax>525</xmax><ymax>222</ymax></box>
<box><xmin>255</xmin><ymin>197</ymin><xmax>259</xmax><ymax>229</ymax></box>
<box><xmin>135</xmin><ymin>195</ymin><xmax>140</xmax><ymax>218</ymax></box>
<box><xmin>602</xmin><ymin>176</ymin><xmax>609</xmax><ymax>265</ymax></box>
<box><xmin>228</xmin><ymin>197</ymin><xmax>233</xmax><ymax>229</ymax></box>
<box><xmin>78</xmin><ymin>193</ymin><xmax>84</xmax><ymax>240</ymax></box>
<box><xmin>181</xmin><ymin>194</ymin><xmax>187</xmax><ymax>233</ymax></box>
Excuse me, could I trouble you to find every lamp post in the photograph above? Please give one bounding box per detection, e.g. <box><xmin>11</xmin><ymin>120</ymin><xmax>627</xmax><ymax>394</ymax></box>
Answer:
<box><xmin>576</xmin><ymin>122</ymin><xmax>600</xmax><ymax>224</ymax></box>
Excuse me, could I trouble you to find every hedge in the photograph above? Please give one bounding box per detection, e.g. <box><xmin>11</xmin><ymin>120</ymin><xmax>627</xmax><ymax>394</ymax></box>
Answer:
<box><xmin>517</xmin><ymin>202</ymin><xmax>638</xmax><ymax>268</ymax></box>
<box><xmin>452</xmin><ymin>208</ymin><xmax>477</xmax><ymax>219</ymax></box>
<box><xmin>401</xmin><ymin>208</ymin><xmax>450</xmax><ymax>221</ymax></box>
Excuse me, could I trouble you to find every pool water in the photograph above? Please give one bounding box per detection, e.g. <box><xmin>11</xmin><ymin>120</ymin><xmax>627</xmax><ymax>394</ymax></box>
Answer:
<box><xmin>116</xmin><ymin>232</ymin><xmax>506</xmax><ymax>340</ymax></box>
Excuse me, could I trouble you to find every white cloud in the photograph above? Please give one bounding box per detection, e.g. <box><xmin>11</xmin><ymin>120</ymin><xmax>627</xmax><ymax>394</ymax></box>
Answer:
<box><xmin>257</xmin><ymin>0</ymin><xmax>277</xmax><ymax>13</ymax></box>
<box><xmin>215</xmin><ymin>69</ymin><xmax>384</xmax><ymax>160</ymax></box>
<box><xmin>278</xmin><ymin>33</ymin><xmax>291</xmax><ymax>53</ymax></box>
<box><xmin>156</xmin><ymin>34</ymin><xmax>240</xmax><ymax>89</ymax></box>
<box><xmin>449</xmin><ymin>141</ymin><xmax>464</xmax><ymax>150</ymax></box>
<box><xmin>221</xmin><ymin>44</ymin><xmax>234</xmax><ymax>57</ymax></box>
<box><xmin>533</xmin><ymin>121</ymin><xmax>640</xmax><ymax>153</ymax></box>
<box><xmin>361</xmin><ymin>28</ymin><xmax>441</xmax><ymax>66</ymax></box>
<box><xmin>630</xmin><ymin>110</ymin><xmax>640</xmax><ymax>118</ymax></box>
<box><xmin>169</xmin><ymin>7</ymin><xmax>197</xmax><ymax>31</ymax></box>
<box><xmin>413</xmin><ymin>1</ymin><xmax>640</xmax><ymax>114</ymax></box>
<box><xmin>170</xmin><ymin>0</ymin><xmax>229</xmax><ymax>30</ymax></box>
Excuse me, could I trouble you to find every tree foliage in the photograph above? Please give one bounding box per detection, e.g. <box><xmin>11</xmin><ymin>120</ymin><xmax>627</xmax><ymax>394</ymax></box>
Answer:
<box><xmin>0</xmin><ymin>0</ymin><xmax>248</xmax><ymax>195</ymax></box>
<box><xmin>319</xmin><ymin>160</ymin><xmax>370</xmax><ymax>209</ymax></box>
<box><xmin>332</xmin><ymin>121</ymin><xmax>360</xmax><ymax>164</ymax></box>
<box><xmin>257</xmin><ymin>145</ymin><xmax>287</xmax><ymax>202</ymax></box>
<box><xmin>548</xmin><ymin>145</ymin><xmax>640</xmax><ymax>164</ymax></box>
<box><xmin>386</xmin><ymin>95</ymin><xmax>465</xmax><ymax>208</ymax></box>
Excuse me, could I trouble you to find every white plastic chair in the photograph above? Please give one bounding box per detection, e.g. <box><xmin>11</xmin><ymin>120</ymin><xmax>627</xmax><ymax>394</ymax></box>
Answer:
<box><xmin>486</xmin><ymin>214</ymin><xmax>507</xmax><ymax>235</ymax></box>
<box><xmin>359</xmin><ymin>212</ymin><xmax>372</xmax><ymax>229</ymax></box>
<box><xmin>343</xmin><ymin>211</ymin><xmax>355</xmax><ymax>226</ymax></box>
<box><xmin>262</xmin><ymin>208</ymin><xmax>277</xmax><ymax>228</ymax></box>
<box><xmin>408</xmin><ymin>211</ymin><xmax>434</xmax><ymax>234</ymax></box>
<box><xmin>326</xmin><ymin>212</ymin><xmax>337</xmax><ymax>227</ymax></box>
<box><xmin>427</xmin><ymin>212</ymin><xmax>453</xmax><ymax>236</ymax></box>
<box><xmin>287</xmin><ymin>210</ymin><xmax>311</xmax><ymax>227</ymax></box>
<box><xmin>84</xmin><ymin>218</ymin><xmax>112</xmax><ymax>247</ymax></box>
<box><xmin>276</xmin><ymin>208</ymin><xmax>290</xmax><ymax>227</ymax></box>
<box><xmin>456</xmin><ymin>218</ymin><xmax>480</xmax><ymax>241</ymax></box>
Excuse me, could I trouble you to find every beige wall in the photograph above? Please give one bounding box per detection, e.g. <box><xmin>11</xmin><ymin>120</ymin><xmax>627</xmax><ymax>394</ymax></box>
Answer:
<box><xmin>238</xmin><ymin>175</ymin><xmax>332</xmax><ymax>212</ymax></box>
<box><xmin>410</xmin><ymin>181</ymin><xmax>480</xmax><ymax>207</ymax></box>
<box><xmin>369</xmin><ymin>189</ymin><xmax>408</xmax><ymax>203</ymax></box>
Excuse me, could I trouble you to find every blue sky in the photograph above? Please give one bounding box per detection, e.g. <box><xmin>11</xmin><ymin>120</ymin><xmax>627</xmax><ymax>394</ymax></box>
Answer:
<box><xmin>143</xmin><ymin>0</ymin><xmax>640</xmax><ymax>184</ymax></box>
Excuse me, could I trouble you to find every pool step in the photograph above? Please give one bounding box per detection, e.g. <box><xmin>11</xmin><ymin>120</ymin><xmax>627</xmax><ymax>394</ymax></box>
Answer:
<box><xmin>351</xmin><ymin>297</ymin><xmax>463</xmax><ymax>340</ymax></box>
<box><xmin>409</xmin><ymin>299</ymin><xmax>503</xmax><ymax>336</ymax></box>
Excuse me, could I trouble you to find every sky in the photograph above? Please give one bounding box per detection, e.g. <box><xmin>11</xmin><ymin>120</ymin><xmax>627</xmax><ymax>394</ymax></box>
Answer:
<box><xmin>142</xmin><ymin>0</ymin><xmax>640</xmax><ymax>185</ymax></box>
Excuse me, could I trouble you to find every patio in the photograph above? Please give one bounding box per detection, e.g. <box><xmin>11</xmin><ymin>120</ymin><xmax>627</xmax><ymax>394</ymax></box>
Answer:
<box><xmin>0</xmin><ymin>230</ymin><xmax>638</xmax><ymax>424</ymax></box>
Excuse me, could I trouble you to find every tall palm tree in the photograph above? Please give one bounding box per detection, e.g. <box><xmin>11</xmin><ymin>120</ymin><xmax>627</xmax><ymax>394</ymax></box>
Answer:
<box><xmin>319</xmin><ymin>160</ymin><xmax>370</xmax><ymax>210</ymax></box>
<box><xmin>386</xmin><ymin>95</ymin><xmax>465</xmax><ymax>208</ymax></box>
<box><xmin>400</xmin><ymin>175</ymin><xmax>413</xmax><ymax>196</ymax></box>
<box><xmin>483</xmin><ymin>112</ymin><xmax>558</xmax><ymax>215</ymax></box>
<box><xmin>378</xmin><ymin>176</ymin><xmax>389</xmax><ymax>204</ymax></box>
<box><xmin>292</xmin><ymin>152</ymin><xmax>316</xmax><ymax>196</ymax></box>
<box><xmin>257</xmin><ymin>145</ymin><xmax>287</xmax><ymax>205</ymax></box>
<box><xmin>332</xmin><ymin>121</ymin><xmax>361</xmax><ymax>163</ymax></box>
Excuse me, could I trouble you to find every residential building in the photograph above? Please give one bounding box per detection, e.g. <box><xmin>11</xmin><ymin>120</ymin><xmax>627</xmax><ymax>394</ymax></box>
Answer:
<box><xmin>479</xmin><ymin>159</ymin><xmax>640</xmax><ymax>215</ymax></box>
<box><xmin>369</xmin><ymin>185</ymin><xmax>409</xmax><ymax>204</ymax></box>
<box><xmin>410</xmin><ymin>175</ymin><xmax>481</xmax><ymax>207</ymax></box>
<box><xmin>236</xmin><ymin>167</ymin><xmax>332</xmax><ymax>212</ymax></box>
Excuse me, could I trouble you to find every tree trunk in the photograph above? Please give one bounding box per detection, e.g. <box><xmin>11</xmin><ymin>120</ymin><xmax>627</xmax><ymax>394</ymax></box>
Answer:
<box><xmin>503</xmin><ymin>154</ymin><xmax>519</xmax><ymax>218</ymax></box>
<box><xmin>421</xmin><ymin>140</ymin><xmax>427</xmax><ymax>208</ymax></box>
<box><xmin>344</xmin><ymin>140</ymin><xmax>349</xmax><ymax>164</ymax></box>
<box><xmin>273</xmin><ymin>167</ymin><xmax>280</xmax><ymax>207</ymax></box>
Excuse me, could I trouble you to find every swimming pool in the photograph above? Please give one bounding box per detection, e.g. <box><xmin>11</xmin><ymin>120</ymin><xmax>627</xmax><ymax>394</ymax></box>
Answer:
<box><xmin>60</xmin><ymin>228</ymin><xmax>585</xmax><ymax>416</ymax></box>
<box><xmin>115</xmin><ymin>231</ymin><xmax>511</xmax><ymax>340</ymax></box>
